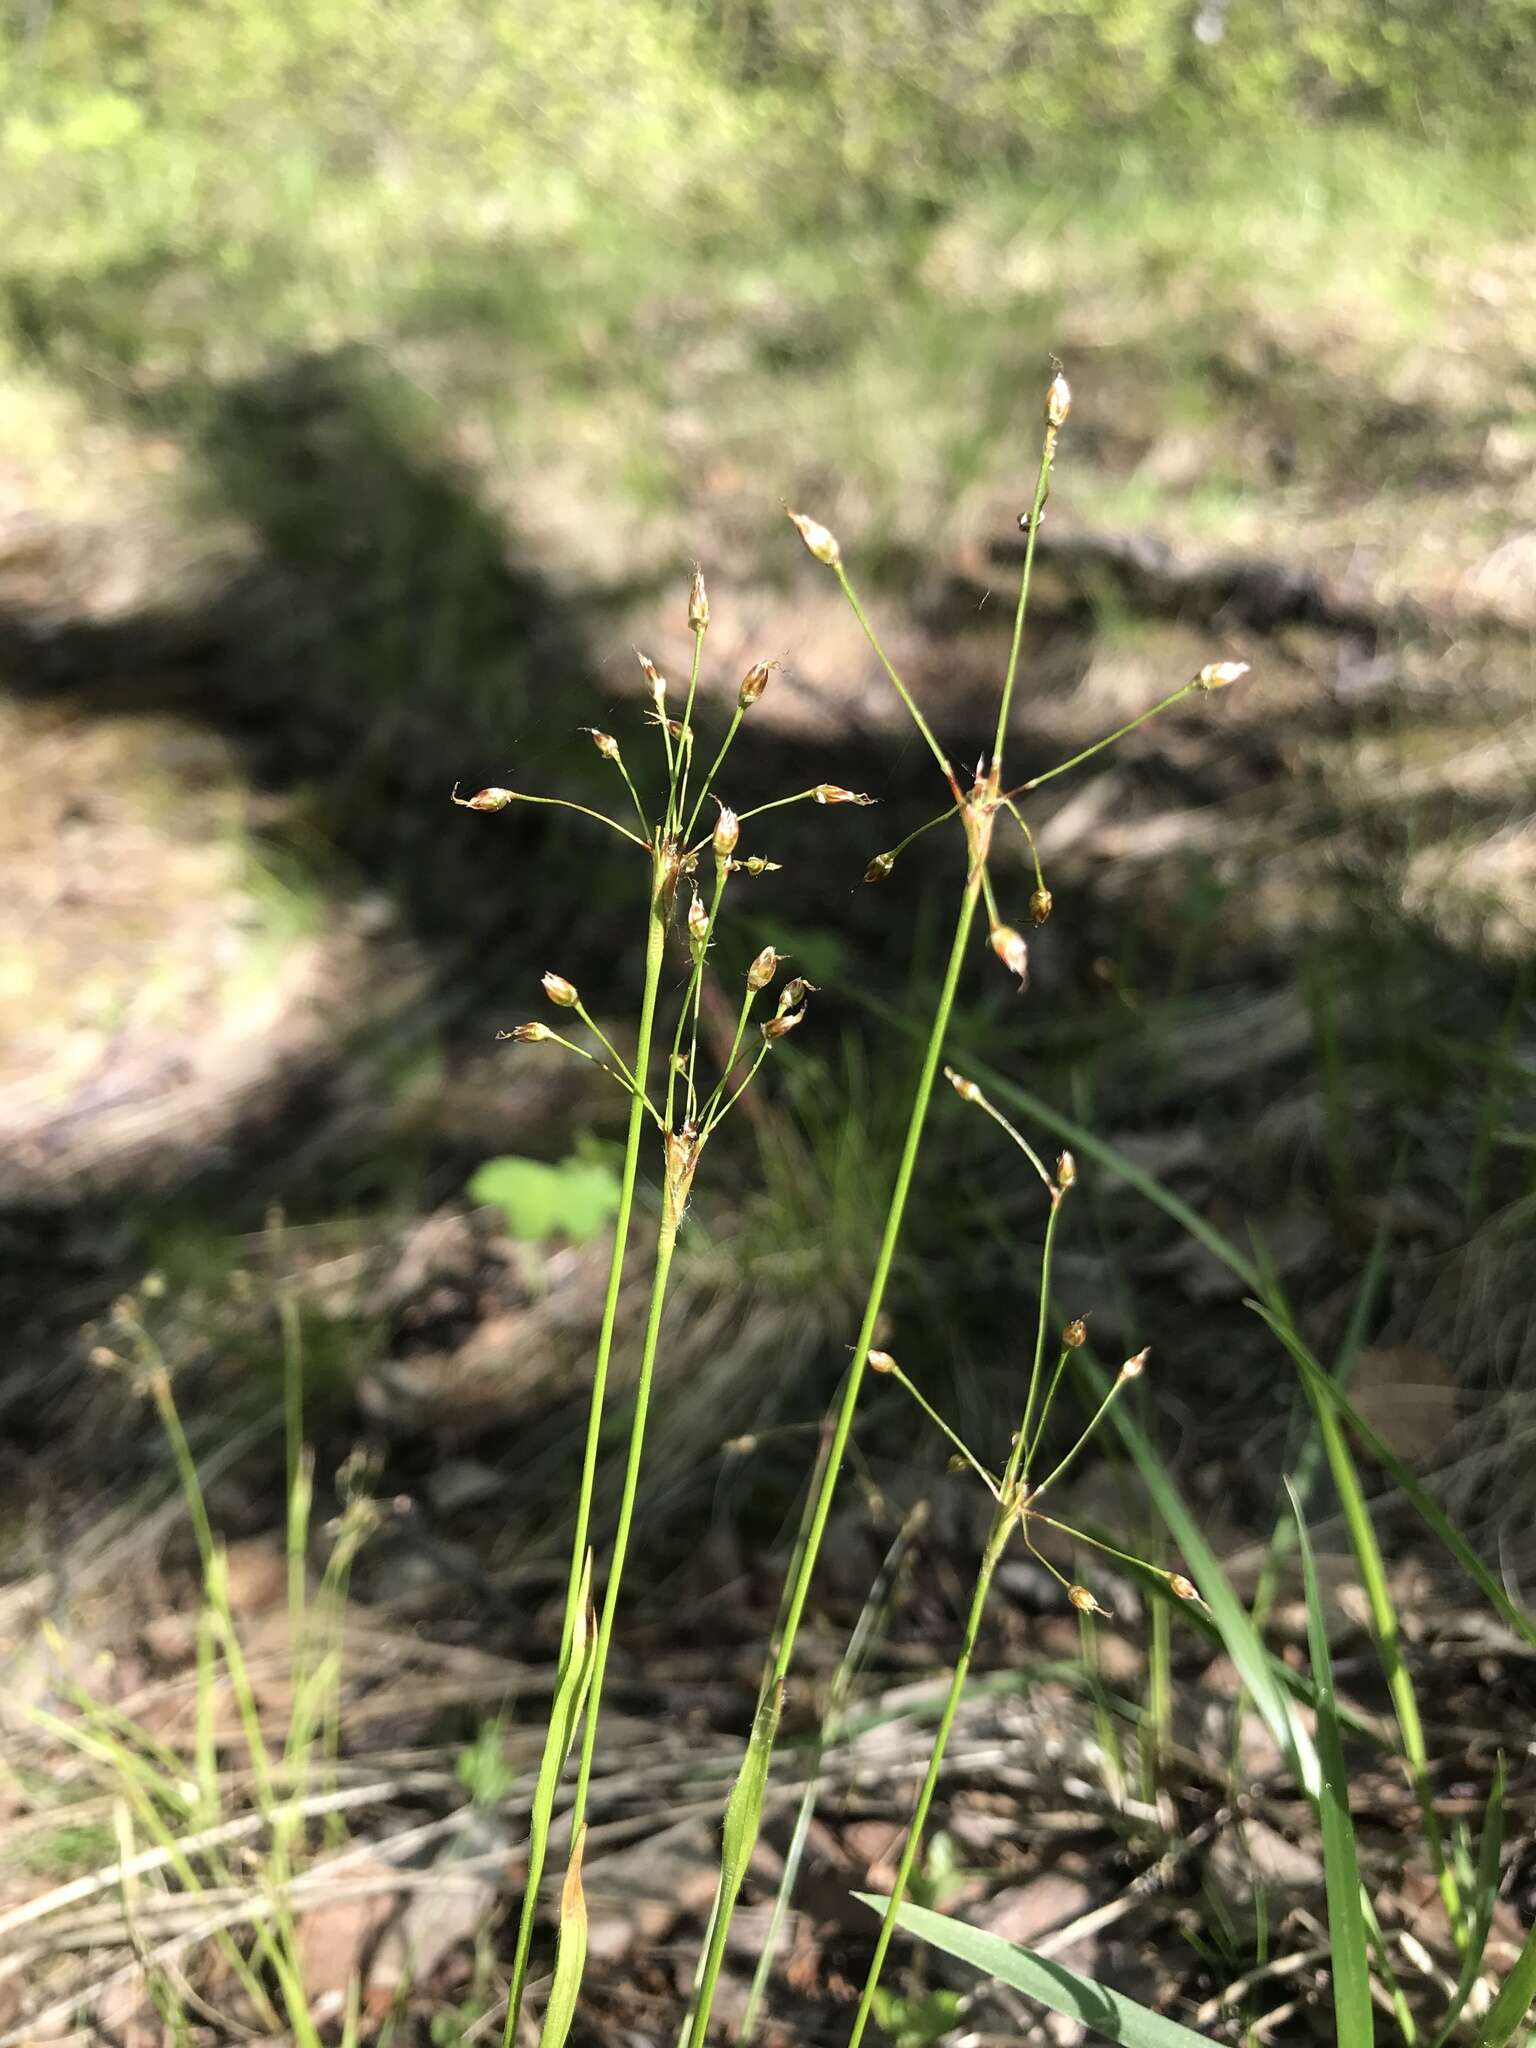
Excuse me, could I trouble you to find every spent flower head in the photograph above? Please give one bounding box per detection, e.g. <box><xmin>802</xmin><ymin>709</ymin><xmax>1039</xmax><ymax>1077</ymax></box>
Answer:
<box><xmin>864</xmin><ymin>851</ymin><xmax>896</xmax><ymax>884</ymax></box>
<box><xmin>1194</xmin><ymin>660</ymin><xmax>1249</xmax><ymax>692</ymax></box>
<box><xmin>542</xmin><ymin>973</ymin><xmax>580</xmax><ymax>1009</ymax></box>
<box><xmin>689</xmin><ymin>565</ymin><xmax>709</xmax><ymax>632</ymax></box>
<box><xmin>990</xmin><ymin>924</ymin><xmax>1029</xmax><ymax>987</ymax></box>
<box><xmin>499</xmin><ymin>1022</ymin><xmax>553</xmax><ymax>1043</ymax></box>
<box><xmin>738</xmin><ymin>660</ymin><xmax>774</xmax><ymax>709</ymax></box>
<box><xmin>452</xmin><ymin>784</ymin><xmax>514</xmax><ymax>812</ymax></box>
<box><xmin>747</xmin><ymin>945</ymin><xmax>782</xmax><ymax>992</ymax></box>
<box><xmin>786</xmin><ymin>509</ymin><xmax>841</xmax><ymax>568</ymax></box>
<box><xmin>1029</xmin><ymin>887</ymin><xmax>1053</xmax><ymax>926</ymax></box>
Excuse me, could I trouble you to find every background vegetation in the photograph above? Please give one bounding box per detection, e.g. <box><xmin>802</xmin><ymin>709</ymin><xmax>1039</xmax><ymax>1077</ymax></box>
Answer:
<box><xmin>2</xmin><ymin>0</ymin><xmax>1534</xmax><ymax>2039</ymax></box>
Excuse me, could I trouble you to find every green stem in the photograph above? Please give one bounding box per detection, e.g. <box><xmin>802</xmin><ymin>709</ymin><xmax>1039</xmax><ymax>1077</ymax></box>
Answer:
<box><xmin>685</xmin><ymin>706</ymin><xmax>745</xmax><ymax>843</ymax></box>
<box><xmin>834</xmin><ymin>567</ymin><xmax>951</xmax><ymax>782</ymax></box>
<box><xmin>993</xmin><ymin>431</ymin><xmax>1056</xmax><ymax>764</ymax></box>
<box><xmin>847</xmin><ymin>1518</ymin><xmax>1010</xmax><ymax>2048</ymax></box>
<box><xmin>672</xmin><ymin>624</ymin><xmax>707</xmax><ymax>837</ymax></box>
<box><xmin>684</xmin><ymin>875</ymin><xmax>983</xmax><ymax>2048</ymax></box>
<box><xmin>1015</xmin><ymin>1197</ymin><xmax>1065</xmax><ymax>1481</ymax></box>
<box><xmin>570</xmin><ymin>1197</ymin><xmax>684</xmax><ymax>1828</ymax></box>
<box><xmin>503</xmin><ymin>852</ymin><xmax>668</xmax><ymax>2043</ymax></box>
<box><xmin>1009</xmin><ymin>680</ymin><xmax>1197</xmax><ymax>796</ymax></box>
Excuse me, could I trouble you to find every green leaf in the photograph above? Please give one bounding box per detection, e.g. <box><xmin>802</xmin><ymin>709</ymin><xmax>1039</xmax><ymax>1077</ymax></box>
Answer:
<box><xmin>538</xmin><ymin>1825</ymin><xmax>588</xmax><ymax>2048</ymax></box>
<box><xmin>1287</xmin><ymin>1481</ymin><xmax>1373</xmax><ymax>2048</ymax></box>
<box><xmin>853</xmin><ymin>1895</ymin><xmax>1212</xmax><ymax>2048</ymax></box>
<box><xmin>469</xmin><ymin>1151</ymin><xmax>622</xmax><ymax>1244</ymax></box>
<box><xmin>1254</xmin><ymin>1304</ymin><xmax>1536</xmax><ymax>1651</ymax></box>
<box><xmin>869</xmin><ymin>1987</ymin><xmax>965</xmax><ymax>2048</ymax></box>
<box><xmin>719</xmin><ymin>1679</ymin><xmax>785</xmax><ymax>1912</ymax></box>
<box><xmin>1481</xmin><ymin>1911</ymin><xmax>1536</xmax><ymax>2048</ymax></box>
<box><xmin>1432</xmin><ymin>1756</ymin><xmax>1505</xmax><ymax>2047</ymax></box>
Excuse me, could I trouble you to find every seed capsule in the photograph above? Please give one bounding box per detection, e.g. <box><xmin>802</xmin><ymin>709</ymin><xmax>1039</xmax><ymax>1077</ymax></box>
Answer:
<box><xmin>1119</xmin><ymin>1347</ymin><xmax>1150</xmax><ymax>1380</ymax></box>
<box><xmin>583</xmin><ymin>729</ymin><xmax>620</xmax><ymax>762</ymax></box>
<box><xmin>813</xmin><ymin>784</ymin><xmax>875</xmax><ymax>806</ymax></box>
<box><xmin>689</xmin><ymin>565</ymin><xmax>709</xmax><ymax>631</ymax></box>
<box><xmin>687</xmin><ymin>889</ymin><xmax>710</xmax><ymax>957</ymax></box>
<box><xmin>946</xmin><ymin>1067</ymin><xmax>983</xmax><ymax>1105</ymax></box>
<box><xmin>787</xmin><ymin>509</ymin><xmax>841</xmax><ymax>568</ymax></box>
<box><xmin>1194</xmin><ymin>660</ymin><xmax>1250</xmax><ymax>691</ymax></box>
<box><xmin>1029</xmin><ymin>886</ymin><xmax>1053</xmax><ymax>926</ymax></box>
<box><xmin>867</xmin><ymin>1349</ymin><xmax>898</xmax><ymax>1374</ymax></box>
<box><xmin>636</xmin><ymin>650</ymin><xmax>667</xmax><ymax>707</ymax></box>
<box><xmin>738</xmin><ymin>660</ymin><xmax>773</xmax><ymax>709</ymax></box>
<box><xmin>747</xmin><ymin>945</ymin><xmax>781</xmax><ymax>992</ymax></box>
<box><xmin>452</xmin><ymin>784</ymin><xmax>514</xmax><ymax>812</ymax></box>
<box><xmin>990</xmin><ymin>924</ymin><xmax>1029</xmax><ymax>986</ymax></box>
<box><xmin>713</xmin><ymin>805</ymin><xmax>741</xmax><ymax>861</ymax></box>
<box><xmin>864</xmin><ymin>851</ymin><xmax>896</xmax><ymax>884</ymax></box>
<box><xmin>1045</xmin><ymin>372</ymin><xmax>1072</xmax><ymax>428</ymax></box>
<box><xmin>1062</xmin><ymin>1318</ymin><xmax>1088</xmax><ymax>1349</ymax></box>
<box><xmin>732</xmin><ymin>855</ymin><xmax>781</xmax><ymax>877</ymax></box>
<box><xmin>499</xmin><ymin>1022</ymin><xmax>553</xmax><ymax>1042</ymax></box>
<box><xmin>542</xmin><ymin>973</ymin><xmax>580</xmax><ymax>1009</ymax></box>
<box><xmin>1068</xmin><ymin>1584</ymin><xmax>1107</xmax><ymax>1616</ymax></box>
<box><xmin>1055</xmin><ymin>1150</ymin><xmax>1078</xmax><ymax>1190</ymax></box>
<box><xmin>777</xmin><ymin>978</ymin><xmax>816</xmax><ymax>1014</ymax></box>
<box><xmin>1169</xmin><ymin>1574</ymin><xmax>1200</xmax><ymax>1602</ymax></box>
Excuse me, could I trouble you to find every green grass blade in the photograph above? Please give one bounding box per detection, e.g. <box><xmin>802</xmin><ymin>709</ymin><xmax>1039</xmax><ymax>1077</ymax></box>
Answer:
<box><xmin>854</xmin><ymin>1894</ymin><xmax>1212</xmax><ymax>2047</ymax></box>
<box><xmin>1074</xmin><ymin>1355</ymin><xmax>1320</xmax><ymax>1800</ymax></box>
<box><xmin>1480</xmin><ymin>1913</ymin><xmax>1536</xmax><ymax>2048</ymax></box>
<box><xmin>538</xmin><ymin>1824</ymin><xmax>589</xmax><ymax>2048</ymax></box>
<box><xmin>1253</xmin><ymin>1307</ymin><xmax>1536</xmax><ymax>1650</ymax></box>
<box><xmin>684</xmin><ymin>1679</ymin><xmax>785</xmax><ymax>2048</ymax></box>
<box><xmin>1287</xmin><ymin>1481</ymin><xmax>1373</xmax><ymax>2048</ymax></box>
<box><xmin>1431</xmin><ymin>1757</ymin><xmax>1506</xmax><ymax>2048</ymax></box>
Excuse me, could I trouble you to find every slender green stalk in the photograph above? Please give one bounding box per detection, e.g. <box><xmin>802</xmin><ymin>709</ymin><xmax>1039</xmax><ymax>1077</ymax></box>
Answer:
<box><xmin>452</xmin><ymin>785</ymin><xmax>650</xmax><ymax>848</ymax></box>
<box><xmin>847</xmin><ymin>1516</ymin><xmax>1009</xmax><ymax>2048</ymax></box>
<box><xmin>684</xmin><ymin>876</ymin><xmax>982</xmax><ymax>2048</ymax></box>
<box><xmin>1009</xmin><ymin>679</ymin><xmax>1199</xmax><ymax>796</ymax></box>
<box><xmin>686</xmin><ymin>402</ymin><xmax>1062</xmax><ymax>2046</ymax></box>
<box><xmin>993</xmin><ymin>427</ymin><xmax>1056</xmax><ymax>759</ymax></box>
<box><xmin>685</xmin><ymin>706</ymin><xmax>745</xmax><ymax>841</ymax></box>
<box><xmin>504</xmin><ymin>852</ymin><xmax>669</xmax><ymax>2042</ymax></box>
<box><xmin>569</xmin><ymin>1192</ymin><xmax>685</xmax><ymax>1827</ymax></box>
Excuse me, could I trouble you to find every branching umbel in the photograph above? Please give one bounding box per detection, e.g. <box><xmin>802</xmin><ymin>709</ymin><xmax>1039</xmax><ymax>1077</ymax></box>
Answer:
<box><xmin>452</xmin><ymin>571</ymin><xmax>872</xmax><ymax>2045</ymax></box>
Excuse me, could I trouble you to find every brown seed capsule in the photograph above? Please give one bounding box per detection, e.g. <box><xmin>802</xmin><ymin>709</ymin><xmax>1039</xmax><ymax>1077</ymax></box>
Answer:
<box><xmin>1045</xmin><ymin>372</ymin><xmax>1072</xmax><ymax>428</ymax></box>
<box><xmin>1055</xmin><ymin>1150</ymin><xmax>1078</xmax><ymax>1190</ymax></box>
<box><xmin>542</xmin><ymin>973</ymin><xmax>580</xmax><ymax>1008</ymax></box>
<box><xmin>762</xmin><ymin>1008</ymin><xmax>805</xmax><ymax>1041</ymax></box>
<box><xmin>747</xmin><ymin>945</ymin><xmax>781</xmax><ymax>992</ymax></box>
<box><xmin>1119</xmin><ymin>1347</ymin><xmax>1150</xmax><ymax>1380</ymax></box>
<box><xmin>787</xmin><ymin>509</ymin><xmax>841</xmax><ymax>568</ymax></box>
<box><xmin>813</xmin><ymin>784</ymin><xmax>875</xmax><ymax>806</ymax></box>
<box><xmin>499</xmin><ymin>1022</ymin><xmax>553</xmax><ymax>1042</ymax></box>
<box><xmin>687</xmin><ymin>889</ymin><xmax>710</xmax><ymax>956</ymax></box>
<box><xmin>1169</xmin><ymin>1573</ymin><xmax>1200</xmax><ymax>1602</ymax></box>
<box><xmin>990</xmin><ymin>924</ymin><xmax>1029</xmax><ymax>986</ymax></box>
<box><xmin>947</xmin><ymin>1454</ymin><xmax>970</xmax><ymax>1474</ymax></box>
<box><xmin>636</xmin><ymin>649</ymin><xmax>667</xmax><ymax>706</ymax></box>
<box><xmin>864</xmin><ymin>851</ymin><xmax>896</xmax><ymax>884</ymax></box>
<box><xmin>867</xmin><ymin>1349</ymin><xmax>898</xmax><ymax>1374</ymax></box>
<box><xmin>1194</xmin><ymin>660</ymin><xmax>1250</xmax><ymax>692</ymax></box>
<box><xmin>738</xmin><ymin>660</ymin><xmax>773</xmax><ymax>709</ymax></box>
<box><xmin>946</xmin><ymin>1067</ymin><xmax>984</xmax><ymax>1105</ymax></box>
<box><xmin>689</xmin><ymin>565</ymin><xmax>709</xmax><ymax>632</ymax></box>
<box><xmin>452</xmin><ymin>784</ymin><xmax>515</xmax><ymax>812</ymax></box>
<box><xmin>583</xmin><ymin>728</ymin><xmax>620</xmax><ymax>762</ymax></box>
<box><xmin>777</xmin><ymin>977</ymin><xmax>816</xmax><ymax>1014</ymax></box>
<box><xmin>1062</xmin><ymin>1317</ymin><xmax>1088</xmax><ymax>1349</ymax></box>
<box><xmin>1068</xmin><ymin>1583</ymin><xmax>1106</xmax><ymax>1616</ymax></box>
<box><xmin>713</xmin><ymin>805</ymin><xmax>740</xmax><ymax>861</ymax></box>
<box><xmin>1029</xmin><ymin>886</ymin><xmax>1053</xmax><ymax>926</ymax></box>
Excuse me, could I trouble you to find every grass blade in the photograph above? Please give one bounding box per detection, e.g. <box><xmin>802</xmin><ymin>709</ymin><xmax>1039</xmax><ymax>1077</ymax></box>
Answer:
<box><xmin>1287</xmin><ymin>1480</ymin><xmax>1373</xmax><ymax>2048</ymax></box>
<box><xmin>539</xmin><ymin>1824</ymin><xmax>589</xmax><ymax>2048</ymax></box>
<box><xmin>1480</xmin><ymin>1912</ymin><xmax>1536</xmax><ymax>2048</ymax></box>
<box><xmin>853</xmin><ymin>1894</ymin><xmax>1212</xmax><ymax>2047</ymax></box>
<box><xmin>1432</xmin><ymin>1757</ymin><xmax>1505</xmax><ymax>2047</ymax></box>
<box><xmin>684</xmin><ymin>1679</ymin><xmax>785</xmax><ymax>2048</ymax></box>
